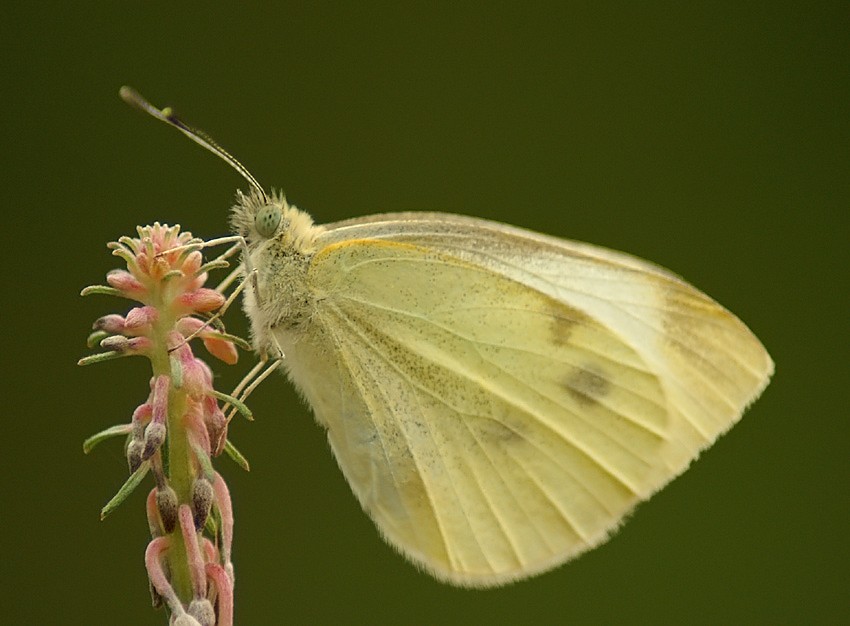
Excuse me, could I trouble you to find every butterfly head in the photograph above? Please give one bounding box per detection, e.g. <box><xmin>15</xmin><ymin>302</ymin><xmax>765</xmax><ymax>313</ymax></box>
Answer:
<box><xmin>230</xmin><ymin>189</ymin><xmax>325</xmax><ymax>253</ymax></box>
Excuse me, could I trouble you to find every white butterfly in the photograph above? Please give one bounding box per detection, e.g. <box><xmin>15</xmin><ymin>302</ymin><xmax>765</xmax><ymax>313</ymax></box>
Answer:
<box><xmin>122</xmin><ymin>88</ymin><xmax>773</xmax><ymax>587</ymax></box>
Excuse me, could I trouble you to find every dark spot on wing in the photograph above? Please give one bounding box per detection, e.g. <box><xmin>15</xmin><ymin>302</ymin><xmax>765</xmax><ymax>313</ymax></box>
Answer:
<box><xmin>548</xmin><ymin>301</ymin><xmax>591</xmax><ymax>347</ymax></box>
<box><xmin>565</xmin><ymin>366</ymin><xmax>611</xmax><ymax>407</ymax></box>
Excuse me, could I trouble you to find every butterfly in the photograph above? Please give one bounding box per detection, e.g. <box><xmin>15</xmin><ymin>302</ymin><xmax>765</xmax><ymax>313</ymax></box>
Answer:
<box><xmin>121</xmin><ymin>87</ymin><xmax>773</xmax><ymax>587</ymax></box>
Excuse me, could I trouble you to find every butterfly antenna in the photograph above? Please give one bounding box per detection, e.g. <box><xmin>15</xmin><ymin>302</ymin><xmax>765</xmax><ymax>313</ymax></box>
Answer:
<box><xmin>119</xmin><ymin>86</ymin><xmax>269</xmax><ymax>203</ymax></box>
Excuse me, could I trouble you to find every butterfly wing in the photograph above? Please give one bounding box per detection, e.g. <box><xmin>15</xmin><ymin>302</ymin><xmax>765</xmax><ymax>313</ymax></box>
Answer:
<box><xmin>277</xmin><ymin>213</ymin><xmax>772</xmax><ymax>586</ymax></box>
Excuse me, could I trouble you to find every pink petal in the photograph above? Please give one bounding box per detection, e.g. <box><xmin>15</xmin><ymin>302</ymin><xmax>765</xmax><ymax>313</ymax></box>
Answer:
<box><xmin>177</xmin><ymin>289</ymin><xmax>225</xmax><ymax>314</ymax></box>
<box><xmin>178</xmin><ymin>505</ymin><xmax>207</xmax><ymax>599</ymax></box>
<box><xmin>145</xmin><ymin>536</ymin><xmax>185</xmax><ymax>616</ymax></box>
<box><xmin>176</xmin><ymin>317</ymin><xmax>205</xmax><ymax>337</ymax></box>
<box><xmin>202</xmin><ymin>336</ymin><xmax>239</xmax><ymax>365</ymax></box>
<box><xmin>205</xmin><ymin>562</ymin><xmax>234</xmax><ymax>626</ymax></box>
<box><xmin>106</xmin><ymin>269</ymin><xmax>145</xmax><ymax>294</ymax></box>
<box><xmin>124</xmin><ymin>306</ymin><xmax>159</xmax><ymax>333</ymax></box>
<box><xmin>212</xmin><ymin>472</ymin><xmax>234</xmax><ymax>570</ymax></box>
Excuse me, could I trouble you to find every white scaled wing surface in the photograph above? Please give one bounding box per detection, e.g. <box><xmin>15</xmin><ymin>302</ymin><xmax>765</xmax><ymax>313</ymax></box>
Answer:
<box><xmin>275</xmin><ymin>213</ymin><xmax>773</xmax><ymax>587</ymax></box>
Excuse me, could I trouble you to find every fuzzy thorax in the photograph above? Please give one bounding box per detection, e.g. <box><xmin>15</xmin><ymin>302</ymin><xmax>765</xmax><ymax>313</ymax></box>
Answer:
<box><xmin>232</xmin><ymin>190</ymin><xmax>326</xmax><ymax>354</ymax></box>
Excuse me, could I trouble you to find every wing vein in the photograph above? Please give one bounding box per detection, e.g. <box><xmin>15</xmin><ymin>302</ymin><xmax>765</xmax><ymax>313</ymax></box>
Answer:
<box><xmin>334</xmin><ymin>300</ymin><xmax>642</xmax><ymax>502</ymax></box>
<box><xmin>337</xmin><ymin>294</ymin><xmax>668</xmax><ymax>424</ymax></box>
<box><xmin>328</xmin><ymin>303</ymin><xmax>491</xmax><ymax>573</ymax></box>
<box><xmin>323</xmin><ymin>311</ymin><xmax>457</xmax><ymax>568</ymax></box>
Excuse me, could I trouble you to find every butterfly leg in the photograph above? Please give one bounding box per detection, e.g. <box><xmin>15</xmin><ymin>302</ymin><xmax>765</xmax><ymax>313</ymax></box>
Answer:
<box><xmin>223</xmin><ymin>352</ymin><xmax>283</xmax><ymax>425</ymax></box>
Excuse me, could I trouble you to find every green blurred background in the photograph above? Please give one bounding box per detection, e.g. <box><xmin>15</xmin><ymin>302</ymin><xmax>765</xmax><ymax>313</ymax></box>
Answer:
<box><xmin>2</xmin><ymin>3</ymin><xmax>847</xmax><ymax>624</ymax></box>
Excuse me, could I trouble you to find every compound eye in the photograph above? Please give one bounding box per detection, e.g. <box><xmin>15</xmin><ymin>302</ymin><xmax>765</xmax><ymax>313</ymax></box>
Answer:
<box><xmin>255</xmin><ymin>204</ymin><xmax>281</xmax><ymax>238</ymax></box>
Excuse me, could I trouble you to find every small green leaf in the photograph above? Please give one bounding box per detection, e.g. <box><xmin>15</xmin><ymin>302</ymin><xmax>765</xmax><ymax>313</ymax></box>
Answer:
<box><xmin>110</xmin><ymin>246</ymin><xmax>136</xmax><ymax>266</ymax></box>
<box><xmin>211</xmin><ymin>390</ymin><xmax>253</xmax><ymax>421</ymax></box>
<box><xmin>80</xmin><ymin>285</ymin><xmax>126</xmax><ymax>298</ymax></box>
<box><xmin>223</xmin><ymin>439</ymin><xmax>250</xmax><ymax>471</ymax></box>
<box><xmin>86</xmin><ymin>330</ymin><xmax>110</xmax><ymax>349</ymax></box>
<box><xmin>204</xmin><ymin>505</ymin><xmax>220</xmax><ymax>537</ymax></box>
<box><xmin>160</xmin><ymin>269</ymin><xmax>184</xmax><ymax>283</ymax></box>
<box><xmin>100</xmin><ymin>461</ymin><xmax>151</xmax><ymax>520</ymax></box>
<box><xmin>191</xmin><ymin>440</ymin><xmax>216</xmax><ymax>481</ymax></box>
<box><xmin>115</xmin><ymin>236</ymin><xmax>140</xmax><ymax>254</ymax></box>
<box><xmin>83</xmin><ymin>423</ymin><xmax>133</xmax><ymax>454</ymax></box>
<box><xmin>78</xmin><ymin>351</ymin><xmax>131</xmax><ymax>366</ymax></box>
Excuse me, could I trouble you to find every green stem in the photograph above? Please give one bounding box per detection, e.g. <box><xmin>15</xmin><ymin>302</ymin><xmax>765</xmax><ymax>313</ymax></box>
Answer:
<box><xmin>150</xmin><ymin>309</ymin><xmax>194</xmax><ymax>605</ymax></box>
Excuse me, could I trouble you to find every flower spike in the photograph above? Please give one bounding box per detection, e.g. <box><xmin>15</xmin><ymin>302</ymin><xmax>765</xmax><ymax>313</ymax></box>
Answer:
<box><xmin>82</xmin><ymin>223</ymin><xmax>256</xmax><ymax>622</ymax></box>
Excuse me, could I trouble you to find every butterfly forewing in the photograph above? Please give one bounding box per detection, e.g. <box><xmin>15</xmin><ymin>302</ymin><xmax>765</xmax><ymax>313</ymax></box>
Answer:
<box><xmin>318</xmin><ymin>214</ymin><xmax>773</xmax><ymax>456</ymax></box>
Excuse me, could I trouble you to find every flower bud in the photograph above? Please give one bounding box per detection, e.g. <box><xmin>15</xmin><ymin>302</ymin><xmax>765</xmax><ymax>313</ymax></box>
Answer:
<box><xmin>176</xmin><ymin>316</ymin><xmax>205</xmax><ymax>336</ymax></box>
<box><xmin>151</xmin><ymin>374</ymin><xmax>171</xmax><ymax>424</ymax></box>
<box><xmin>177</xmin><ymin>288</ymin><xmax>225</xmax><ymax>314</ymax></box>
<box><xmin>156</xmin><ymin>486</ymin><xmax>179</xmax><ymax>534</ymax></box>
<box><xmin>131</xmin><ymin>403</ymin><xmax>152</xmax><ymax>439</ymax></box>
<box><xmin>124</xmin><ymin>306</ymin><xmax>159</xmax><ymax>333</ymax></box>
<box><xmin>100</xmin><ymin>335</ymin><xmax>130</xmax><ymax>351</ymax></box>
<box><xmin>127</xmin><ymin>438</ymin><xmax>144</xmax><ymax>473</ymax></box>
<box><xmin>100</xmin><ymin>335</ymin><xmax>152</xmax><ymax>354</ymax></box>
<box><xmin>204</xmin><ymin>402</ymin><xmax>227</xmax><ymax>456</ymax></box>
<box><xmin>182</xmin><ymin>250</ymin><xmax>203</xmax><ymax>276</ymax></box>
<box><xmin>142</xmin><ymin>422</ymin><xmax>166</xmax><ymax>460</ymax></box>
<box><xmin>185</xmin><ymin>272</ymin><xmax>207</xmax><ymax>292</ymax></box>
<box><xmin>93</xmin><ymin>314</ymin><xmax>126</xmax><ymax>333</ymax></box>
<box><xmin>106</xmin><ymin>269</ymin><xmax>145</xmax><ymax>294</ymax></box>
<box><xmin>203</xmin><ymin>335</ymin><xmax>239</xmax><ymax>365</ymax></box>
<box><xmin>180</xmin><ymin>353</ymin><xmax>211</xmax><ymax>398</ymax></box>
<box><xmin>188</xmin><ymin>599</ymin><xmax>215</xmax><ymax>626</ymax></box>
<box><xmin>191</xmin><ymin>478</ymin><xmax>214</xmax><ymax>530</ymax></box>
